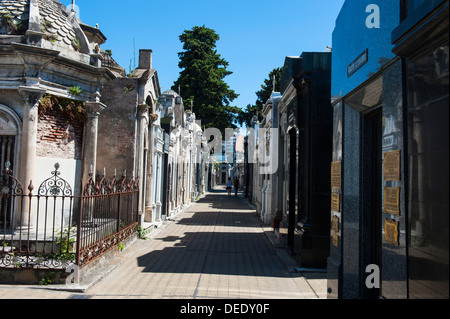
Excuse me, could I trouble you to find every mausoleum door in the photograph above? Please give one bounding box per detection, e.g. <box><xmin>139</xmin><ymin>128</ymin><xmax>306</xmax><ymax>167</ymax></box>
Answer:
<box><xmin>362</xmin><ymin>108</ymin><xmax>383</xmax><ymax>299</ymax></box>
<box><xmin>0</xmin><ymin>110</ymin><xmax>19</xmax><ymax>229</ymax></box>
<box><xmin>287</xmin><ymin>129</ymin><xmax>298</xmax><ymax>251</ymax></box>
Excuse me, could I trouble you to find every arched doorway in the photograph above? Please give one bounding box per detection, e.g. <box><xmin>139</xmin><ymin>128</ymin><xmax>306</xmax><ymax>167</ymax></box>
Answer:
<box><xmin>0</xmin><ymin>105</ymin><xmax>22</xmax><ymax>230</ymax></box>
<box><xmin>0</xmin><ymin>105</ymin><xmax>21</xmax><ymax>174</ymax></box>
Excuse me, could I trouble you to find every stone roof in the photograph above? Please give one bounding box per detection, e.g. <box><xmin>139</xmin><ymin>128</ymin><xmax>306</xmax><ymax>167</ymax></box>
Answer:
<box><xmin>162</xmin><ymin>89</ymin><xmax>180</xmax><ymax>96</ymax></box>
<box><xmin>38</xmin><ymin>0</ymin><xmax>77</xmax><ymax>49</ymax></box>
<box><xmin>0</xmin><ymin>0</ymin><xmax>29</xmax><ymax>35</ymax></box>
<box><xmin>0</xmin><ymin>0</ymin><xmax>86</xmax><ymax>52</ymax></box>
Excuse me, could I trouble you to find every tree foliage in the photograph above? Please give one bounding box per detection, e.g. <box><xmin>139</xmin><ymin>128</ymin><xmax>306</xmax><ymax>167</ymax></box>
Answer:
<box><xmin>172</xmin><ymin>26</ymin><xmax>239</xmax><ymax>133</ymax></box>
<box><xmin>237</xmin><ymin>67</ymin><xmax>282</xmax><ymax>128</ymax></box>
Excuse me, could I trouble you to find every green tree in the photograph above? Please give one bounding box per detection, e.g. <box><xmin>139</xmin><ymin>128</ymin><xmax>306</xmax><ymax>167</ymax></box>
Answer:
<box><xmin>172</xmin><ymin>26</ymin><xmax>239</xmax><ymax>133</ymax></box>
<box><xmin>237</xmin><ymin>67</ymin><xmax>282</xmax><ymax>128</ymax></box>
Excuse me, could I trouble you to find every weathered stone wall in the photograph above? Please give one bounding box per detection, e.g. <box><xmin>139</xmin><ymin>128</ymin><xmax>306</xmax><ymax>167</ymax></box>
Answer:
<box><xmin>97</xmin><ymin>78</ymin><xmax>139</xmax><ymax>176</ymax></box>
<box><xmin>37</xmin><ymin>111</ymin><xmax>83</xmax><ymax>160</ymax></box>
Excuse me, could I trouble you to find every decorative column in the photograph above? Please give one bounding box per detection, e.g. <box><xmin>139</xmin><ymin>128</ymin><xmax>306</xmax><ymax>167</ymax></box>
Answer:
<box><xmin>136</xmin><ymin>104</ymin><xmax>149</xmax><ymax>218</ymax></box>
<box><xmin>144</xmin><ymin>104</ymin><xmax>157</xmax><ymax>223</ymax></box>
<box><xmin>16</xmin><ymin>86</ymin><xmax>45</xmax><ymax>231</ymax></box>
<box><xmin>82</xmin><ymin>101</ymin><xmax>106</xmax><ymax>187</ymax></box>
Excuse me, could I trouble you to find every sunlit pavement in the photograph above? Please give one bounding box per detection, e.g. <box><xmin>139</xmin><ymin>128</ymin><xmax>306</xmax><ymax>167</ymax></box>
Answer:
<box><xmin>0</xmin><ymin>189</ymin><xmax>326</xmax><ymax>300</ymax></box>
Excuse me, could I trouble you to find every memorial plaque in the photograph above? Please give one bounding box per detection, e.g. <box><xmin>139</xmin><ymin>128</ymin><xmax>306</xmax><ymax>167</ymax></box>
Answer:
<box><xmin>331</xmin><ymin>193</ymin><xmax>340</xmax><ymax>212</ymax></box>
<box><xmin>383</xmin><ymin>150</ymin><xmax>401</xmax><ymax>181</ymax></box>
<box><xmin>331</xmin><ymin>161</ymin><xmax>342</xmax><ymax>190</ymax></box>
<box><xmin>348</xmin><ymin>49</ymin><xmax>369</xmax><ymax>77</ymax></box>
<box><xmin>331</xmin><ymin>215</ymin><xmax>339</xmax><ymax>233</ymax></box>
<box><xmin>384</xmin><ymin>187</ymin><xmax>400</xmax><ymax>215</ymax></box>
<box><xmin>332</xmin><ymin>233</ymin><xmax>339</xmax><ymax>248</ymax></box>
<box><xmin>385</xmin><ymin>219</ymin><xmax>399</xmax><ymax>246</ymax></box>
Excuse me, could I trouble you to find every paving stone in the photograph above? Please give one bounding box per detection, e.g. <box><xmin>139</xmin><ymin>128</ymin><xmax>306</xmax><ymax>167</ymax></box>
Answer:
<box><xmin>0</xmin><ymin>189</ymin><xmax>326</xmax><ymax>299</ymax></box>
<box><xmin>85</xmin><ymin>189</ymin><xmax>325</xmax><ymax>299</ymax></box>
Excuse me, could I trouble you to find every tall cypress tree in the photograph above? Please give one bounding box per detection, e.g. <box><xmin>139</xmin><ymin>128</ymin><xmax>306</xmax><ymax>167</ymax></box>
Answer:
<box><xmin>237</xmin><ymin>67</ymin><xmax>282</xmax><ymax>128</ymax></box>
<box><xmin>172</xmin><ymin>26</ymin><xmax>239</xmax><ymax>133</ymax></box>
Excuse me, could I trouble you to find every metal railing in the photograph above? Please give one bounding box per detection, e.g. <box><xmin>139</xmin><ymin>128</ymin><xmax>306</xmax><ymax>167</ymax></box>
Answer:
<box><xmin>77</xmin><ymin>170</ymin><xmax>139</xmax><ymax>267</ymax></box>
<box><xmin>0</xmin><ymin>162</ymin><xmax>139</xmax><ymax>270</ymax></box>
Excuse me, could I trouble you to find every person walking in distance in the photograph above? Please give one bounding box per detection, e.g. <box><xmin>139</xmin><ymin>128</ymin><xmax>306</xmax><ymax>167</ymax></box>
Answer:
<box><xmin>234</xmin><ymin>177</ymin><xmax>240</xmax><ymax>197</ymax></box>
<box><xmin>227</xmin><ymin>177</ymin><xmax>232</xmax><ymax>196</ymax></box>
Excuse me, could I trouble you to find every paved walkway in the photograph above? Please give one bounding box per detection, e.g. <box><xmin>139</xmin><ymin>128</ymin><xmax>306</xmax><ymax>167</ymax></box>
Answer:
<box><xmin>0</xmin><ymin>189</ymin><xmax>326</xmax><ymax>299</ymax></box>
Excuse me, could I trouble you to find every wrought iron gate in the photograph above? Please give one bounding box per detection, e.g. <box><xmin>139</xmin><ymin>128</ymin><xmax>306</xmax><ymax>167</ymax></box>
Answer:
<box><xmin>0</xmin><ymin>162</ymin><xmax>139</xmax><ymax>270</ymax></box>
<box><xmin>77</xmin><ymin>171</ymin><xmax>139</xmax><ymax>267</ymax></box>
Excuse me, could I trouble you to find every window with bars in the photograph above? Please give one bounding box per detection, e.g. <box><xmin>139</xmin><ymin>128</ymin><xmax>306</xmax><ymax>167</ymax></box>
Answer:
<box><xmin>0</xmin><ymin>135</ymin><xmax>15</xmax><ymax>174</ymax></box>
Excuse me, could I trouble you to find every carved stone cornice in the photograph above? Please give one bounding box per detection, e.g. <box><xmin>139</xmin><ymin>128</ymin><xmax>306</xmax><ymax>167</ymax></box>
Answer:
<box><xmin>137</xmin><ymin>104</ymin><xmax>150</xmax><ymax>115</ymax></box>
<box><xmin>18</xmin><ymin>86</ymin><xmax>46</xmax><ymax>107</ymax></box>
<box><xmin>86</xmin><ymin>101</ymin><xmax>107</xmax><ymax>118</ymax></box>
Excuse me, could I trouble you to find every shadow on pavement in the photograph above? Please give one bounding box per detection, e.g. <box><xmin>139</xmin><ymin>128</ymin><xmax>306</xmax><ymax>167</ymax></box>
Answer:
<box><xmin>136</xmin><ymin>190</ymin><xmax>293</xmax><ymax>278</ymax></box>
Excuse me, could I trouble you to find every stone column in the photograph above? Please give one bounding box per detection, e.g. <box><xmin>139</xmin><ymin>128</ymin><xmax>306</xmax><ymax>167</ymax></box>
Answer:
<box><xmin>16</xmin><ymin>87</ymin><xmax>46</xmax><ymax>231</ymax></box>
<box><xmin>144</xmin><ymin>105</ymin><xmax>156</xmax><ymax>223</ymax></box>
<box><xmin>136</xmin><ymin>104</ymin><xmax>149</xmax><ymax>217</ymax></box>
<box><xmin>82</xmin><ymin>101</ymin><xmax>106</xmax><ymax>187</ymax></box>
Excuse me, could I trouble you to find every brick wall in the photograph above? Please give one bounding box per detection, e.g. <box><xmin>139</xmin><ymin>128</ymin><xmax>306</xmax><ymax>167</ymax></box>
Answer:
<box><xmin>37</xmin><ymin>110</ymin><xmax>83</xmax><ymax>160</ymax></box>
<box><xmin>97</xmin><ymin>78</ymin><xmax>138</xmax><ymax>176</ymax></box>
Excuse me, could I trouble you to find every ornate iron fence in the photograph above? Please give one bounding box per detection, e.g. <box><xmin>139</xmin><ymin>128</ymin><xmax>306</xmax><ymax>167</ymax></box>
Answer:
<box><xmin>77</xmin><ymin>170</ymin><xmax>139</xmax><ymax>267</ymax></box>
<box><xmin>0</xmin><ymin>162</ymin><xmax>139</xmax><ymax>270</ymax></box>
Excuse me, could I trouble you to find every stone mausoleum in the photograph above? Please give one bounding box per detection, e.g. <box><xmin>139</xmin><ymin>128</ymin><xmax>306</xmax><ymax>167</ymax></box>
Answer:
<box><xmin>0</xmin><ymin>0</ymin><xmax>115</xmax><ymax>232</ymax></box>
<box><xmin>327</xmin><ymin>0</ymin><xmax>448</xmax><ymax>299</ymax></box>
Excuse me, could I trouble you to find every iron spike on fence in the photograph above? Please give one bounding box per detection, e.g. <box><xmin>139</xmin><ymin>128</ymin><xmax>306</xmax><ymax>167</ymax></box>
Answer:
<box><xmin>27</xmin><ymin>181</ymin><xmax>34</xmax><ymax>195</ymax></box>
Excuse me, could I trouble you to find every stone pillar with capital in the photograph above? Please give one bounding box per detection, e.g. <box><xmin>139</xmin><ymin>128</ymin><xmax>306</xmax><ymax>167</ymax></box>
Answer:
<box><xmin>143</xmin><ymin>103</ymin><xmax>157</xmax><ymax>223</ymax></box>
<box><xmin>82</xmin><ymin>101</ymin><xmax>106</xmax><ymax>187</ymax></box>
<box><xmin>136</xmin><ymin>104</ymin><xmax>149</xmax><ymax>218</ymax></box>
<box><xmin>16</xmin><ymin>87</ymin><xmax>46</xmax><ymax>230</ymax></box>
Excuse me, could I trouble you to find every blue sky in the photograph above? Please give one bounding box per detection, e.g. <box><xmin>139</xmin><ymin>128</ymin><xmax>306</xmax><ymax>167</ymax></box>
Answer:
<box><xmin>68</xmin><ymin>0</ymin><xmax>345</xmax><ymax>110</ymax></box>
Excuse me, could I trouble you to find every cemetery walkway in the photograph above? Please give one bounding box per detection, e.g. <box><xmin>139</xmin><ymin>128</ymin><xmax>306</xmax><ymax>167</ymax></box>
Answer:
<box><xmin>0</xmin><ymin>189</ymin><xmax>326</xmax><ymax>300</ymax></box>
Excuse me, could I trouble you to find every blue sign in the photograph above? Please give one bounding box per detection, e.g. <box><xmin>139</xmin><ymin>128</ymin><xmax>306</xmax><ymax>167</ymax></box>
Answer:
<box><xmin>347</xmin><ymin>49</ymin><xmax>369</xmax><ymax>77</ymax></box>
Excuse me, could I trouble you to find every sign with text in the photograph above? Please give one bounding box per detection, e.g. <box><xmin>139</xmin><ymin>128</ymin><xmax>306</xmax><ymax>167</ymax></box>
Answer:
<box><xmin>383</xmin><ymin>150</ymin><xmax>401</xmax><ymax>181</ymax></box>
<box><xmin>331</xmin><ymin>215</ymin><xmax>340</xmax><ymax>233</ymax></box>
<box><xmin>384</xmin><ymin>187</ymin><xmax>401</xmax><ymax>215</ymax></box>
<box><xmin>347</xmin><ymin>49</ymin><xmax>369</xmax><ymax>77</ymax></box>
<box><xmin>331</xmin><ymin>193</ymin><xmax>340</xmax><ymax>212</ymax></box>
<box><xmin>385</xmin><ymin>219</ymin><xmax>400</xmax><ymax>246</ymax></box>
<box><xmin>331</xmin><ymin>161</ymin><xmax>342</xmax><ymax>190</ymax></box>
